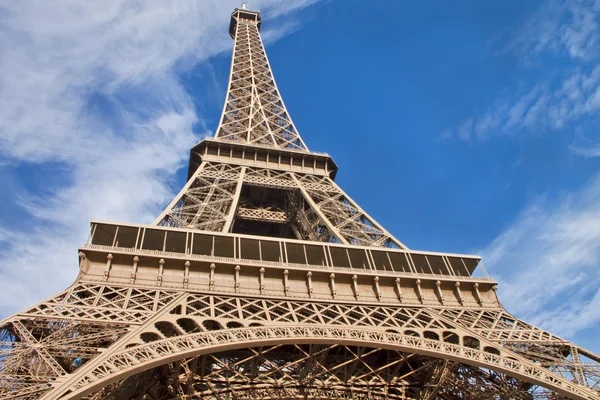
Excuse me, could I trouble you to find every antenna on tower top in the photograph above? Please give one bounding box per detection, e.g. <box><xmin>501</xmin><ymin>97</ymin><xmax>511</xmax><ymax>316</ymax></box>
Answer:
<box><xmin>241</xmin><ymin>1</ymin><xmax>248</xmax><ymax>10</ymax></box>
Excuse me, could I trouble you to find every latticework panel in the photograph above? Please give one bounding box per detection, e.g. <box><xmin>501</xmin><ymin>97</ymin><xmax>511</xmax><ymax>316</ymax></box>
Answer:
<box><xmin>0</xmin><ymin>284</ymin><xmax>185</xmax><ymax>399</ymax></box>
<box><xmin>53</xmin><ymin>326</ymin><xmax>598</xmax><ymax>400</ymax></box>
<box><xmin>156</xmin><ymin>163</ymin><xmax>243</xmax><ymax>231</ymax></box>
<box><xmin>437</xmin><ymin>308</ymin><xmax>600</xmax><ymax>388</ymax></box>
<box><xmin>215</xmin><ymin>17</ymin><xmax>307</xmax><ymax>151</ymax></box>
<box><xmin>80</xmin><ymin>346</ymin><xmax>554</xmax><ymax>400</ymax></box>
<box><xmin>0</xmin><ymin>320</ymin><xmax>128</xmax><ymax>400</ymax></box>
<box><xmin>18</xmin><ymin>284</ymin><xmax>181</xmax><ymax>323</ymax></box>
<box><xmin>294</xmin><ymin>174</ymin><xmax>403</xmax><ymax>247</ymax></box>
<box><xmin>155</xmin><ymin>162</ymin><xmax>404</xmax><ymax>247</ymax></box>
<box><xmin>1</xmin><ymin>283</ymin><xmax>599</xmax><ymax>399</ymax></box>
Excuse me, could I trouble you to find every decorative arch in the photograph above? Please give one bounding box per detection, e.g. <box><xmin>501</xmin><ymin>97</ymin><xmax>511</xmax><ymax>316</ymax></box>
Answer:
<box><xmin>41</xmin><ymin>326</ymin><xmax>596</xmax><ymax>400</ymax></box>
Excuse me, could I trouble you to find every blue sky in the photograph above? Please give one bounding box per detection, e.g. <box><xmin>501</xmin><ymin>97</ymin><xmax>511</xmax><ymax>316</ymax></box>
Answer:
<box><xmin>1</xmin><ymin>0</ymin><xmax>599</xmax><ymax>353</ymax></box>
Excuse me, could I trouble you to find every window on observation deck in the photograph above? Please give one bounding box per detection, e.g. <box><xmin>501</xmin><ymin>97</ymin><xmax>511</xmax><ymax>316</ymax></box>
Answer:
<box><xmin>165</xmin><ymin>231</ymin><xmax>186</xmax><ymax>253</ymax></box>
<box><xmin>261</xmin><ymin>240</ymin><xmax>281</xmax><ymax>262</ymax></box>
<box><xmin>286</xmin><ymin>243</ymin><xmax>306</xmax><ymax>265</ymax></box>
<box><xmin>192</xmin><ymin>234</ymin><xmax>212</xmax><ymax>256</ymax></box>
<box><xmin>214</xmin><ymin>236</ymin><xmax>234</xmax><ymax>258</ymax></box>
<box><xmin>348</xmin><ymin>248</ymin><xmax>369</xmax><ymax>270</ymax></box>
<box><xmin>448</xmin><ymin>257</ymin><xmax>470</xmax><ymax>276</ymax></box>
<box><xmin>90</xmin><ymin>224</ymin><xmax>117</xmax><ymax>246</ymax></box>
<box><xmin>141</xmin><ymin>229</ymin><xmax>165</xmax><ymax>252</ymax></box>
<box><xmin>305</xmin><ymin>244</ymin><xmax>327</xmax><ymax>266</ymax></box>
<box><xmin>329</xmin><ymin>247</ymin><xmax>350</xmax><ymax>269</ymax></box>
<box><xmin>240</xmin><ymin>238</ymin><xmax>260</xmax><ymax>261</ymax></box>
<box><xmin>388</xmin><ymin>252</ymin><xmax>411</xmax><ymax>273</ymax></box>
<box><xmin>371</xmin><ymin>250</ymin><xmax>392</xmax><ymax>271</ymax></box>
<box><xmin>114</xmin><ymin>226</ymin><xmax>138</xmax><ymax>249</ymax></box>
<box><xmin>426</xmin><ymin>255</ymin><xmax>449</xmax><ymax>275</ymax></box>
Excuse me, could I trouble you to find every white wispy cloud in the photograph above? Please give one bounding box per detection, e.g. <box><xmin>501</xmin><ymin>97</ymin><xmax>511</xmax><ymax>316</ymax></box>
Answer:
<box><xmin>570</xmin><ymin>142</ymin><xmax>600</xmax><ymax>157</ymax></box>
<box><xmin>445</xmin><ymin>0</ymin><xmax>600</xmax><ymax>143</ymax></box>
<box><xmin>0</xmin><ymin>0</ymin><xmax>321</xmax><ymax>316</ymax></box>
<box><xmin>503</xmin><ymin>0</ymin><xmax>600</xmax><ymax>63</ymax></box>
<box><xmin>445</xmin><ymin>0</ymin><xmax>600</xmax><ymax>348</ymax></box>
<box><xmin>482</xmin><ymin>173</ymin><xmax>600</xmax><ymax>339</ymax></box>
<box><xmin>451</xmin><ymin>66</ymin><xmax>600</xmax><ymax>141</ymax></box>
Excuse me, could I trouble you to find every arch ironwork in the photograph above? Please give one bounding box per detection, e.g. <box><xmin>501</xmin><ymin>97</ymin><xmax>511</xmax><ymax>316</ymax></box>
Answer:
<box><xmin>40</xmin><ymin>326</ymin><xmax>597</xmax><ymax>400</ymax></box>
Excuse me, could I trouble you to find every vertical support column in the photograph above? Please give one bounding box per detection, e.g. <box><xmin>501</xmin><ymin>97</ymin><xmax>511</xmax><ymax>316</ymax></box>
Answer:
<box><xmin>209</xmin><ymin>263</ymin><xmax>216</xmax><ymax>291</ymax></box>
<box><xmin>104</xmin><ymin>254</ymin><xmax>113</xmax><ymax>281</ymax></box>
<box><xmin>570</xmin><ymin>346</ymin><xmax>588</xmax><ymax>386</ymax></box>
<box><xmin>395</xmin><ymin>278</ymin><xmax>404</xmax><ymax>302</ymax></box>
<box><xmin>435</xmin><ymin>281</ymin><xmax>445</xmax><ymax>304</ymax></box>
<box><xmin>259</xmin><ymin>267</ymin><xmax>265</xmax><ymax>294</ymax></box>
<box><xmin>415</xmin><ymin>279</ymin><xmax>424</xmax><ymax>304</ymax></box>
<box><xmin>157</xmin><ymin>259</ymin><xmax>165</xmax><ymax>286</ymax></box>
<box><xmin>130</xmin><ymin>256</ymin><xmax>139</xmax><ymax>284</ymax></box>
<box><xmin>454</xmin><ymin>282</ymin><xmax>464</xmax><ymax>305</ymax></box>
<box><xmin>491</xmin><ymin>284</ymin><xmax>499</xmax><ymax>303</ymax></box>
<box><xmin>283</xmin><ymin>270</ymin><xmax>290</xmax><ymax>296</ymax></box>
<box><xmin>78</xmin><ymin>252</ymin><xmax>87</xmax><ymax>271</ymax></box>
<box><xmin>352</xmin><ymin>275</ymin><xmax>360</xmax><ymax>300</ymax></box>
<box><xmin>223</xmin><ymin>166</ymin><xmax>247</xmax><ymax>233</ymax></box>
<box><xmin>473</xmin><ymin>283</ymin><xmax>483</xmax><ymax>306</ymax></box>
<box><xmin>330</xmin><ymin>273</ymin><xmax>337</xmax><ymax>299</ymax></box>
<box><xmin>183</xmin><ymin>261</ymin><xmax>190</xmax><ymax>288</ymax></box>
<box><xmin>374</xmin><ymin>276</ymin><xmax>382</xmax><ymax>301</ymax></box>
<box><xmin>234</xmin><ymin>265</ymin><xmax>241</xmax><ymax>293</ymax></box>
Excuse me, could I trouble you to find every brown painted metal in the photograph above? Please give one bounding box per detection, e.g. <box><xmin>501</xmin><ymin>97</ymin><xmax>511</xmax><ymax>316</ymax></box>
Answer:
<box><xmin>1</xmin><ymin>6</ymin><xmax>599</xmax><ymax>400</ymax></box>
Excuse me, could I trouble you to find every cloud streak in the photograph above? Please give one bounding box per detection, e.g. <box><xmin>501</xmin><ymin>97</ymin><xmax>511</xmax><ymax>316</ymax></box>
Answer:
<box><xmin>503</xmin><ymin>0</ymin><xmax>600</xmax><ymax>63</ymax></box>
<box><xmin>449</xmin><ymin>66</ymin><xmax>600</xmax><ymax>142</ymax></box>
<box><xmin>0</xmin><ymin>0</ymin><xmax>321</xmax><ymax>316</ymax></box>
<box><xmin>443</xmin><ymin>0</ymin><xmax>600</xmax><ymax>348</ymax></box>
<box><xmin>444</xmin><ymin>0</ymin><xmax>600</xmax><ymax>143</ymax></box>
<box><xmin>482</xmin><ymin>173</ymin><xmax>600</xmax><ymax>339</ymax></box>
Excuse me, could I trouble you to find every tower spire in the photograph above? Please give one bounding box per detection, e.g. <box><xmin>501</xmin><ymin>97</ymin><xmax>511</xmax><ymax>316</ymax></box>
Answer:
<box><xmin>221</xmin><ymin>5</ymin><xmax>307</xmax><ymax>150</ymax></box>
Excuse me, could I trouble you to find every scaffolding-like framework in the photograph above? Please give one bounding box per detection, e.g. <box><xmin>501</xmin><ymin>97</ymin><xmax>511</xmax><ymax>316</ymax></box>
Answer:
<box><xmin>1</xmin><ymin>6</ymin><xmax>599</xmax><ymax>400</ymax></box>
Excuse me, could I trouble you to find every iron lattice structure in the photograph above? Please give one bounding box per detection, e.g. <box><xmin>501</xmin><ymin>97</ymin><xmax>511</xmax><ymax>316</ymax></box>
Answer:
<box><xmin>1</xmin><ymin>6</ymin><xmax>599</xmax><ymax>400</ymax></box>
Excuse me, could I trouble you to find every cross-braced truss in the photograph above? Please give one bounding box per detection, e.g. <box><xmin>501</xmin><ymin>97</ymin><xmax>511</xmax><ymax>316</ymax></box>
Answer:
<box><xmin>156</xmin><ymin>162</ymin><xmax>404</xmax><ymax>248</ymax></box>
<box><xmin>79</xmin><ymin>347</ymin><xmax>549</xmax><ymax>400</ymax></box>
<box><xmin>215</xmin><ymin>16</ymin><xmax>307</xmax><ymax>151</ymax></box>
<box><xmin>157</xmin><ymin>163</ymin><xmax>243</xmax><ymax>232</ymax></box>
<box><xmin>1</xmin><ymin>5</ymin><xmax>599</xmax><ymax>400</ymax></box>
<box><xmin>1</xmin><ymin>283</ymin><xmax>599</xmax><ymax>399</ymax></box>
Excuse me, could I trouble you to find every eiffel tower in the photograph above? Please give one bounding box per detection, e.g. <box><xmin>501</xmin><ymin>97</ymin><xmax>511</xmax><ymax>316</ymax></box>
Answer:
<box><xmin>2</xmin><ymin>5</ymin><xmax>599</xmax><ymax>400</ymax></box>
